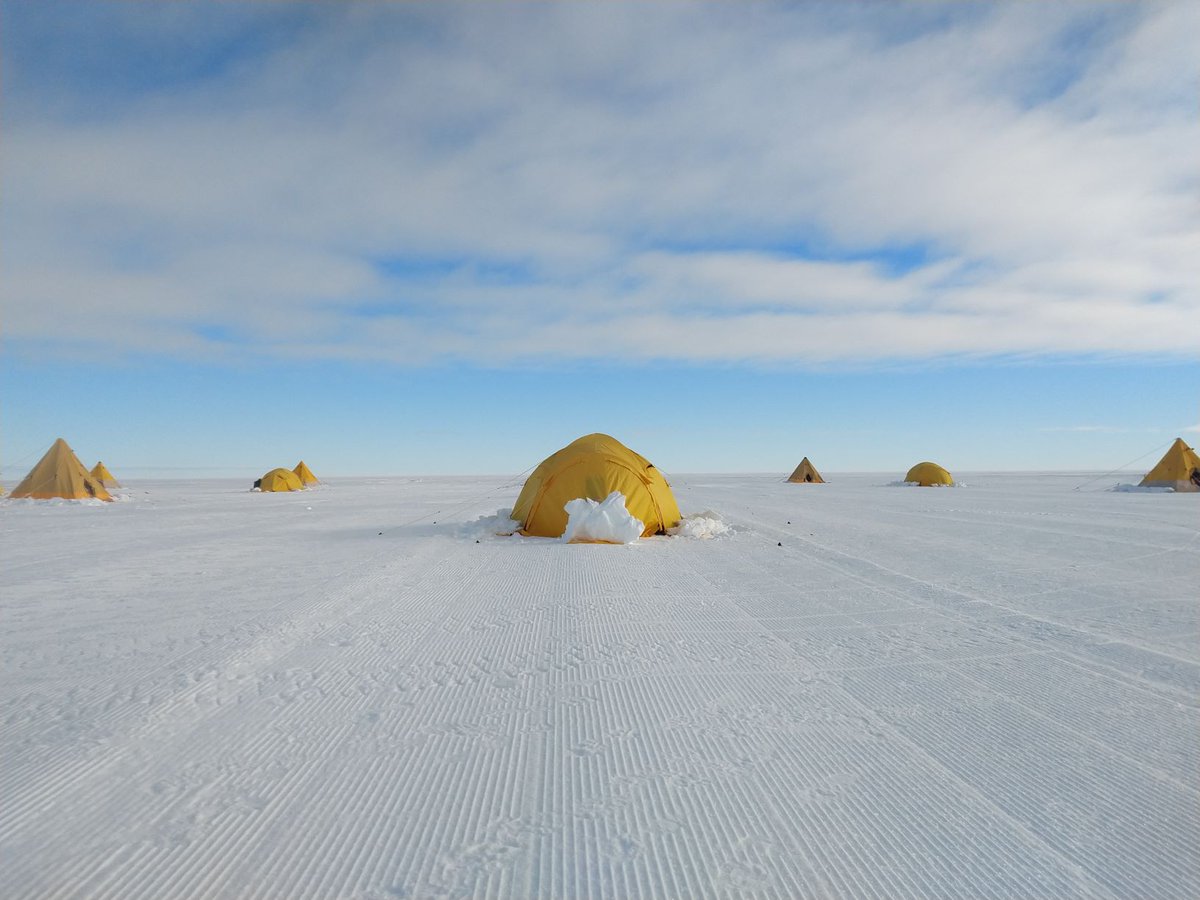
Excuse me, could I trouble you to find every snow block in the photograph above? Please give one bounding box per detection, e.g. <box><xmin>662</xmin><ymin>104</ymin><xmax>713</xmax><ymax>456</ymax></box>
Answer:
<box><xmin>561</xmin><ymin>491</ymin><xmax>644</xmax><ymax>544</ymax></box>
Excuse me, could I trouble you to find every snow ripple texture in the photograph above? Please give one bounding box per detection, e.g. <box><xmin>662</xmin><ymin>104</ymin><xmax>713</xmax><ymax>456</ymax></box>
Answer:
<box><xmin>1</xmin><ymin>473</ymin><xmax>1197</xmax><ymax>899</ymax></box>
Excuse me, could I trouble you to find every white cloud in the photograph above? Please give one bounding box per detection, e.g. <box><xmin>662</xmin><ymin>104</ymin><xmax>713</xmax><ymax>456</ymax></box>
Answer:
<box><xmin>2</xmin><ymin>1</ymin><xmax>1196</xmax><ymax>366</ymax></box>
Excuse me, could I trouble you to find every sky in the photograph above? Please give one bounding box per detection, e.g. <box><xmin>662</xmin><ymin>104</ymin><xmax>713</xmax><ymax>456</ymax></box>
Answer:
<box><xmin>2</xmin><ymin>0</ymin><xmax>1197</xmax><ymax>478</ymax></box>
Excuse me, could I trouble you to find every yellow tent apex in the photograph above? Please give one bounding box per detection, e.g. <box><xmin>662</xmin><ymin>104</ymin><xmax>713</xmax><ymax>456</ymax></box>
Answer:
<box><xmin>787</xmin><ymin>457</ymin><xmax>825</xmax><ymax>484</ymax></box>
<box><xmin>904</xmin><ymin>461</ymin><xmax>954</xmax><ymax>486</ymax></box>
<box><xmin>1140</xmin><ymin>438</ymin><xmax>1200</xmax><ymax>492</ymax></box>
<box><xmin>91</xmin><ymin>461</ymin><xmax>121</xmax><ymax>488</ymax></box>
<box><xmin>293</xmin><ymin>460</ymin><xmax>319</xmax><ymax>485</ymax></box>
<box><xmin>11</xmin><ymin>438</ymin><xmax>113</xmax><ymax>501</ymax></box>
<box><xmin>512</xmin><ymin>433</ymin><xmax>681</xmax><ymax>539</ymax></box>
<box><xmin>257</xmin><ymin>468</ymin><xmax>304</xmax><ymax>492</ymax></box>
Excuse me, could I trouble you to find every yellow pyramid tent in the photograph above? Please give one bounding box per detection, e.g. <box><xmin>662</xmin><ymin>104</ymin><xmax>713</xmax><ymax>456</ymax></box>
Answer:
<box><xmin>257</xmin><ymin>468</ymin><xmax>304</xmax><ymax>492</ymax></box>
<box><xmin>512</xmin><ymin>433</ymin><xmax>681</xmax><ymax>538</ymax></box>
<box><xmin>293</xmin><ymin>460</ymin><xmax>319</xmax><ymax>486</ymax></box>
<box><xmin>11</xmin><ymin>438</ymin><xmax>113</xmax><ymax>501</ymax></box>
<box><xmin>1139</xmin><ymin>438</ymin><xmax>1200</xmax><ymax>492</ymax></box>
<box><xmin>90</xmin><ymin>461</ymin><xmax>121</xmax><ymax>488</ymax></box>
<box><xmin>904</xmin><ymin>461</ymin><xmax>954</xmax><ymax>486</ymax></box>
<box><xmin>787</xmin><ymin>458</ymin><xmax>825</xmax><ymax>484</ymax></box>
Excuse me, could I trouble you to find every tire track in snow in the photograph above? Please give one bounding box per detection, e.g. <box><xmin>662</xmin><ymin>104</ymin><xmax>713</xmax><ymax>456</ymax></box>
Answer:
<box><xmin>661</xmin><ymin>539</ymin><xmax>1124</xmax><ymax>899</ymax></box>
<box><xmin>674</xmin><ymin>507</ymin><xmax>1193</xmax><ymax>898</ymax></box>
<box><xmin>0</xmin><ymin>537</ymin><xmax>509</xmax><ymax>897</ymax></box>
<box><xmin>735</xmin><ymin>513</ymin><xmax>1200</xmax><ymax>701</ymax></box>
<box><xmin>499</xmin><ymin>539</ymin><xmax>1118</xmax><ymax>898</ymax></box>
<box><xmin>15</xmin><ymin>535</ymin><xmax>569</xmax><ymax>900</ymax></box>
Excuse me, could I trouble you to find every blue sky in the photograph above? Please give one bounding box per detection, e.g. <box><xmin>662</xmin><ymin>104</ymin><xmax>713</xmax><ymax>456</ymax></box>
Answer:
<box><xmin>2</xmin><ymin>1</ymin><xmax>1197</xmax><ymax>478</ymax></box>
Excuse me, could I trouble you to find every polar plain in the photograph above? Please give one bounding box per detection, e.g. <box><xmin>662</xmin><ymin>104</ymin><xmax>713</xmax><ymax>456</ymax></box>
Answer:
<box><xmin>1</xmin><ymin>473</ymin><xmax>1197</xmax><ymax>899</ymax></box>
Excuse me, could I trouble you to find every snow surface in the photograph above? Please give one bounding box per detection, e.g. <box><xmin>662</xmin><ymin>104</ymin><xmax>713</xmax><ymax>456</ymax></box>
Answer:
<box><xmin>561</xmin><ymin>491</ymin><xmax>644</xmax><ymax>544</ymax></box>
<box><xmin>2</xmin><ymin>473</ymin><xmax>1198</xmax><ymax>899</ymax></box>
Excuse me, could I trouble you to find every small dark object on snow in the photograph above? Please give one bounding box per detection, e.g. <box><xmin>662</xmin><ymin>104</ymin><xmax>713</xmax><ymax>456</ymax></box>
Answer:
<box><xmin>787</xmin><ymin>521</ymin><xmax>791</xmax><ymax>524</ymax></box>
<box><xmin>777</xmin><ymin>542</ymin><xmax>782</xmax><ymax>547</ymax></box>
<box><xmin>378</xmin><ymin>532</ymin><xmax>383</xmax><ymax>535</ymax></box>
<box><xmin>475</xmin><ymin>540</ymin><xmax>480</xmax><ymax>544</ymax></box>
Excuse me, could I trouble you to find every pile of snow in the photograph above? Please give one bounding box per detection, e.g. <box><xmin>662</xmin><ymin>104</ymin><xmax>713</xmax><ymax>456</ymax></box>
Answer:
<box><xmin>669</xmin><ymin>510</ymin><xmax>732</xmax><ymax>539</ymax></box>
<box><xmin>1111</xmin><ymin>483</ymin><xmax>1176</xmax><ymax>493</ymax></box>
<box><xmin>466</xmin><ymin>508</ymin><xmax>523</xmax><ymax>538</ymax></box>
<box><xmin>561</xmin><ymin>492</ymin><xmax>644</xmax><ymax>544</ymax></box>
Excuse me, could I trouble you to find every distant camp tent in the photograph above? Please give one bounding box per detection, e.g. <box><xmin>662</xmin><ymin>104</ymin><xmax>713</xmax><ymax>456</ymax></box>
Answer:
<box><xmin>904</xmin><ymin>461</ymin><xmax>954</xmax><ymax>486</ymax></box>
<box><xmin>512</xmin><ymin>433</ymin><xmax>681</xmax><ymax>539</ymax></box>
<box><xmin>90</xmin><ymin>461</ymin><xmax>121</xmax><ymax>488</ymax></box>
<box><xmin>787</xmin><ymin>458</ymin><xmax>825</xmax><ymax>484</ymax></box>
<box><xmin>293</xmin><ymin>460</ymin><xmax>319</xmax><ymax>486</ymax></box>
<box><xmin>257</xmin><ymin>468</ymin><xmax>304</xmax><ymax>492</ymax></box>
<box><xmin>10</xmin><ymin>438</ymin><xmax>113</xmax><ymax>501</ymax></box>
<box><xmin>1139</xmin><ymin>438</ymin><xmax>1200</xmax><ymax>492</ymax></box>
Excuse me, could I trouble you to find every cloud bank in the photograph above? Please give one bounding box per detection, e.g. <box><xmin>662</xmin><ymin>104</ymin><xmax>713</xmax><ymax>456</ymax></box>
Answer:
<box><xmin>3</xmin><ymin>1</ymin><xmax>1197</xmax><ymax>366</ymax></box>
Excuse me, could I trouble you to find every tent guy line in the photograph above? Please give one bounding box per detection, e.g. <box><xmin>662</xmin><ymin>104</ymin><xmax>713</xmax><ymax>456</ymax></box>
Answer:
<box><xmin>1071</xmin><ymin>438</ymin><xmax>1178</xmax><ymax>491</ymax></box>
<box><xmin>373</xmin><ymin>464</ymin><xmax>539</xmax><ymax>538</ymax></box>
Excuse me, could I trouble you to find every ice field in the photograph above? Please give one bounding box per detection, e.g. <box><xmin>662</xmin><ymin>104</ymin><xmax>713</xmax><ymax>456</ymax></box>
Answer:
<box><xmin>2</xmin><ymin>473</ymin><xmax>1197</xmax><ymax>899</ymax></box>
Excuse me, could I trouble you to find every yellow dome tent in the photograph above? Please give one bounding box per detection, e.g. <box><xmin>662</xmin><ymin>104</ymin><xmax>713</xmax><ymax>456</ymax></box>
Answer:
<box><xmin>293</xmin><ymin>460</ymin><xmax>319</xmax><ymax>486</ymax></box>
<box><xmin>90</xmin><ymin>461</ymin><xmax>121</xmax><ymax>488</ymax></box>
<box><xmin>787</xmin><ymin>457</ymin><xmax>825</xmax><ymax>484</ymax></box>
<box><xmin>257</xmin><ymin>468</ymin><xmax>304</xmax><ymax>492</ymax></box>
<box><xmin>1139</xmin><ymin>438</ymin><xmax>1200</xmax><ymax>492</ymax></box>
<box><xmin>11</xmin><ymin>438</ymin><xmax>113</xmax><ymax>501</ymax></box>
<box><xmin>904</xmin><ymin>461</ymin><xmax>954</xmax><ymax>486</ymax></box>
<box><xmin>512</xmin><ymin>433</ymin><xmax>681</xmax><ymax>539</ymax></box>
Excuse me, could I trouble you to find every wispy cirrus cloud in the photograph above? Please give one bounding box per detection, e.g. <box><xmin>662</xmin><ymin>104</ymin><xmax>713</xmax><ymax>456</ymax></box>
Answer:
<box><xmin>2</xmin><ymin>1</ymin><xmax>1196</xmax><ymax>367</ymax></box>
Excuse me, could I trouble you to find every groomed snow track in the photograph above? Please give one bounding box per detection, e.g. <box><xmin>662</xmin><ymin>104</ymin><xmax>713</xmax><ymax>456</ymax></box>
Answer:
<box><xmin>1</xmin><ymin>474</ymin><xmax>1197</xmax><ymax>898</ymax></box>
